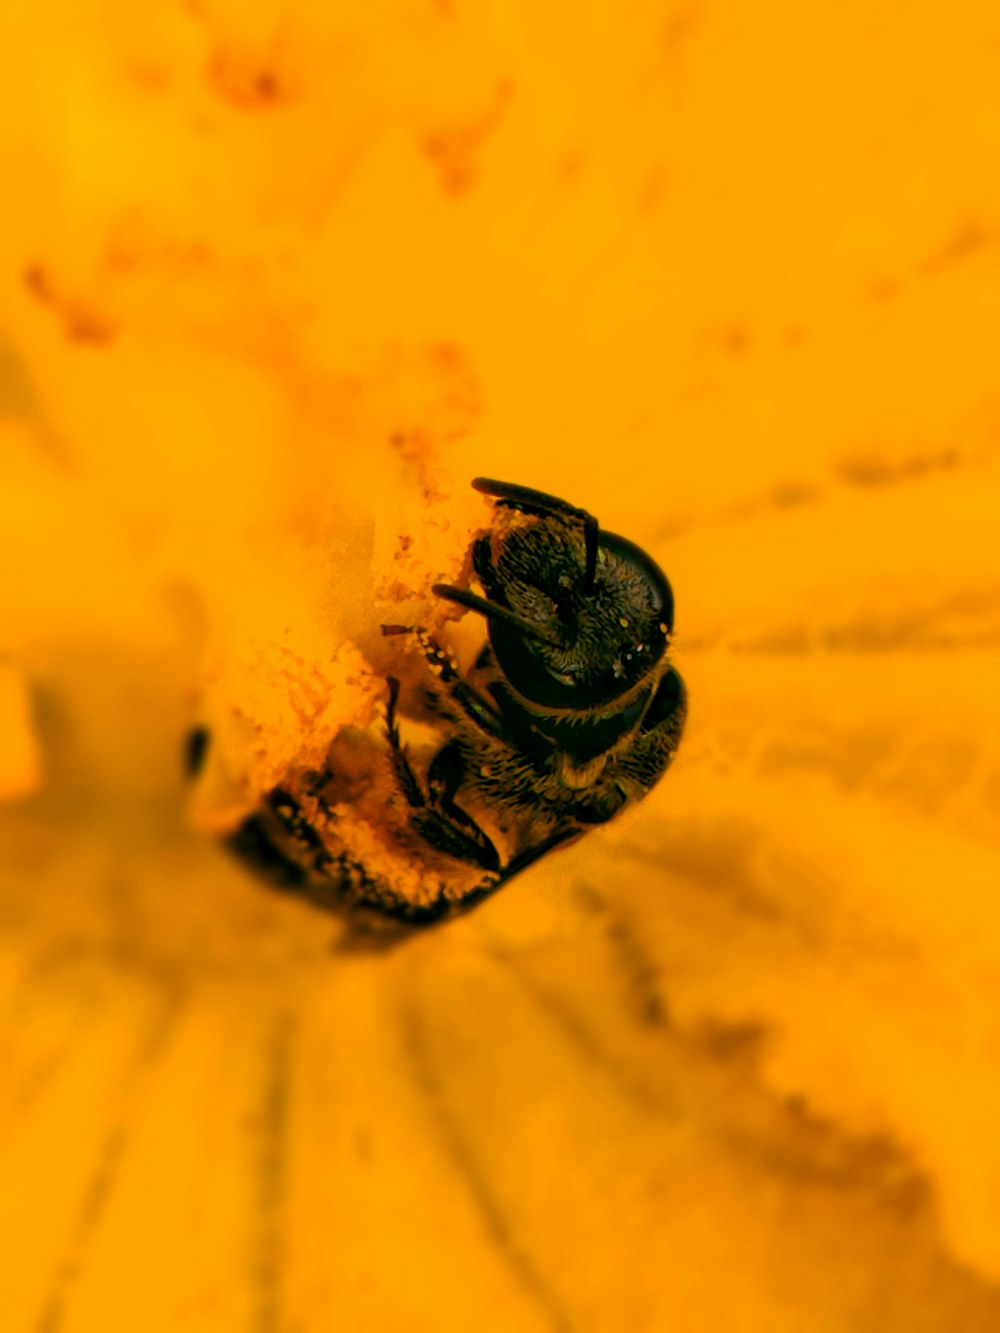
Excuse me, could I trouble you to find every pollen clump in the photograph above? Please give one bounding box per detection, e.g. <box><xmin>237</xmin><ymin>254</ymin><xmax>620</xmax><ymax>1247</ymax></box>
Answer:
<box><xmin>1</xmin><ymin>2</ymin><xmax>1000</xmax><ymax>1332</ymax></box>
<box><xmin>188</xmin><ymin>637</ymin><xmax>381</xmax><ymax>829</ymax></box>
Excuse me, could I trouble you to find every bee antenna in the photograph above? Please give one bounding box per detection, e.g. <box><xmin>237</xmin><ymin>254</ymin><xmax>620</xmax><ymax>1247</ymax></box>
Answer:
<box><xmin>432</xmin><ymin>584</ymin><xmax>560</xmax><ymax>647</ymax></box>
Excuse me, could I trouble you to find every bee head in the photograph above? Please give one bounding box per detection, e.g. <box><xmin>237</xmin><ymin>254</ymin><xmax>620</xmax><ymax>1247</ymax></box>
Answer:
<box><xmin>434</xmin><ymin>479</ymin><xmax>674</xmax><ymax>709</ymax></box>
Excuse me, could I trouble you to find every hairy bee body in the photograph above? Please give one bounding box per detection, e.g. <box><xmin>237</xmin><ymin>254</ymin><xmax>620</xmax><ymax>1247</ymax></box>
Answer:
<box><xmin>443</xmin><ymin>644</ymin><xmax>684</xmax><ymax>831</ymax></box>
<box><xmin>227</xmin><ymin>479</ymin><xmax>686</xmax><ymax>931</ymax></box>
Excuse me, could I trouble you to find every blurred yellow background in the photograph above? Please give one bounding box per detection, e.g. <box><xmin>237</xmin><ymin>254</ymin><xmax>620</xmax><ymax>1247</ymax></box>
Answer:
<box><xmin>2</xmin><ymin>1</ymin><xmax>1000</xmax><ymax>1329</ymax></box>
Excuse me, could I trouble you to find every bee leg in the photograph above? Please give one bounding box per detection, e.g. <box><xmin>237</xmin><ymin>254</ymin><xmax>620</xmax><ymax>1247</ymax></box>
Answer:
<box><xmin>384</xmin><ymin>675</ymin><xmax>427</xmax><ymax>809</ymax></box>
<box><xmin>415</xmin><ymin>631</ymin><xmax>508</xmax><ymax>741</ymax></box>
<box><xmin>499</xmin><ymin>824</ymin><xmax>583</xmax><ymax>885</ymax></box>
<box><xmin>423</xmin><ymin>742</ymin><xmax>501</xmax><ymax>871</ymax></box>
<box><xmin>384</xmin><ymin>678</ymin><xmax>501</xmax><ymax>874</ymax></box>
<box><xmin>616</xmin><ymin>666</ymin><xmax>688</xmax><ymax>794</ymax></box>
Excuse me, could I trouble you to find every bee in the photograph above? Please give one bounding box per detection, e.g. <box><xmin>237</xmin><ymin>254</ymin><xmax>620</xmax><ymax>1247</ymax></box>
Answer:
<box><xmin>225</xmin><ymin>478</ymin><xmax>686</xmax><ymax>931</ymax></box>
